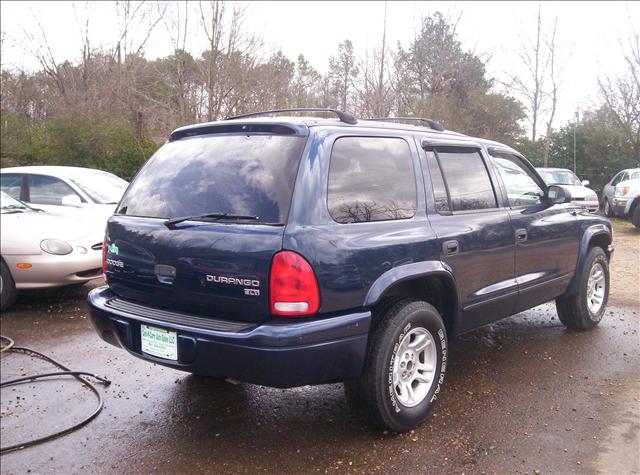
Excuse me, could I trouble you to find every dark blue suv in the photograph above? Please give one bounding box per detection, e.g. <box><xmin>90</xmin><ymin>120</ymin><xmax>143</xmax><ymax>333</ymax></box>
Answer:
<box><xmin>88</xmin><ymin>109</ymin><xmax>613</xmax><ymax>432</ymax></box>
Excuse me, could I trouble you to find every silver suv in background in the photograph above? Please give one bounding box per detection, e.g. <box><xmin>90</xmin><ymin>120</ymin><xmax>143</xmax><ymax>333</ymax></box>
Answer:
<box><xmin>602</xmin><ymin>168</ymin><xmax>640</xmax><ymax>228</ymax></box>
<box><xmin>536</xmin><ymin>168</ymin><xmax>599</xmax><ymax>213</ymax></box>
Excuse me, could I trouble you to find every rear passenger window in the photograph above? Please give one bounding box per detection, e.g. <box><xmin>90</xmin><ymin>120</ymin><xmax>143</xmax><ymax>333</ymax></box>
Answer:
<box><xmin>435</xmin><ymin>147</ymin><xmax>497</xmax><ymax>211</ymax></box>
<box><xmin>28</xmin><ymin>175</ymin><xmax>81</xmax><ymax>205</ymax></box>
<box><xmin>328</xmin><ymin>137</ymin><xmax>417</xmax><ymax>223</ymax></box>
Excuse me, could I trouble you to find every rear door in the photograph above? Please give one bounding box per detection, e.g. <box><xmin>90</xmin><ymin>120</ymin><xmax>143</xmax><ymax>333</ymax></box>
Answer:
<box><xmin>420</xmin><ymin>144</ymin><xmax>517</xmax><ymax>332</ymax></box>
<box><xmin>24</xmin><ymin>174</ymin><xmax>86</xmax><ymax>213</ymax></box>
<box><xmin>489</xmin><ymin>150</ymin><xmax>578</xmax><ymax>312</ymax></box>
<box><xmin>106</xmin><ymin>126</ymin><xmax>309</xmax><ymax>323</ymax></box>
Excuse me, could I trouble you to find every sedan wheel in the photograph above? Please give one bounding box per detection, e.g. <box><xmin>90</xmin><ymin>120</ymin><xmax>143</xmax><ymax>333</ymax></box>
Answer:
<box><xmin>0</xmin><ymin>261</ymin><xmax>17</xmax><ymax>310</ymax></box>
<box><xmin>604</xmin><ymin>199</ymin><xmax>613</xmax><ymax>217</ymax></box>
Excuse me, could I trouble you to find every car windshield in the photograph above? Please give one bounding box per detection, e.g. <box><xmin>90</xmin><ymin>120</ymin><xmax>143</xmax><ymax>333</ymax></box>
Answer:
<box><xmin>68</xmin><ymin>171</ymin><xmax>129</xmax><ymax>204</ymax></box>
<box><xmin>0</xmin><ymin>191</ymin><xmax>35</xmax><ymax>213</ymax></box>
<box><xmin>538</xmin><ymin>170</ymin><xmax>581</xmax><ymax>186</ymax></box>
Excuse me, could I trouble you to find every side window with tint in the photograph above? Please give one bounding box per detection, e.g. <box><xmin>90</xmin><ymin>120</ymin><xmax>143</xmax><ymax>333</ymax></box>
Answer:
<box><xmin>435</xmin><ymin>147</ymin><xmax>497</xmax><ymax>211</ymax></box>
<box><xmin>492</xmin><ymin>153</ymin><xmax>544</xmax><ymax>208</ymax></box>
<box><xmin>28</xmin><ymin>175</ymin><xmax>81</xmax><ymax>206</ymax></box>
<box><xmin>328</xmin><ymin>137</ymin><xmax>417</xmax><ymax>223</ymax></box>
<box><xmin>423</xmin><ymin>149</ymin><xmax>450</xmax><ymax>213</ymax></box>
<box><xmin>0</xmin><ymin>174</ymin><xmax>23</xmax><ymax>200</ymax></box>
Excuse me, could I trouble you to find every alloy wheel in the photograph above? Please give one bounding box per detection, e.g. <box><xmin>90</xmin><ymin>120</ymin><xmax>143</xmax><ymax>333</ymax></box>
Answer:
<box><xmin>392</xmin><ymin>327</ymin><xmax>437</xmax><ymax>407</ymax></box>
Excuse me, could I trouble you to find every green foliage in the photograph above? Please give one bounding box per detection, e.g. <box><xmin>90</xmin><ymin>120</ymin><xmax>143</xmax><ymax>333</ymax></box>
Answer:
<box><xmin>514</xmin><ymin>137</ymin><xmax>546</xmax><ymax>166</ymax></box>
<box><xmin>395</xmin><ymin>13</ymin><xmax>525</xmax><ymax>143</ymax></box>
<box><xmin>549</xmin><ymin>116</ymin><xmax>635</xmax><ymax>193</ymax></box>
<box><xmin>514</xmin><ymin>109</ymin><xmax>636</xmax><ymax>193</ymax></box>
<box><xmin>329</xmin><ymin>39</ymin><xmax>359</xmax><ymax>110</ymax></box>
<box><xmin>0</xmin><ymin>112</ymin><xmax>158</xmax><ymax>180</ymax></box>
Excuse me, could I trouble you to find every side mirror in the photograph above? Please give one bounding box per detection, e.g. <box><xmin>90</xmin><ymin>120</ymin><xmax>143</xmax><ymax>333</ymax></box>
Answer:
<box><xmin>61</xmin><ymin>194</ymin><xmax>82</xmax><ymax>207</ymax></box>
<box><xmin>581</xmin><ymin>180</ymin><xmax>590</xmax><ymax>186</ymax></box>
<box><xmin>547</xmin><ymin>185</ymin><xmax>573</xmax><ymax>204</ymax></box>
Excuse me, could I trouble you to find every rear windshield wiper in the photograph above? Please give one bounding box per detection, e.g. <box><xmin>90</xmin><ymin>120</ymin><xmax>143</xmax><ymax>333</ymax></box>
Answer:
<box><xmin>164</xmin><ymin>212</ymin><xmax>260</xmax><ymax>228</ymax></box>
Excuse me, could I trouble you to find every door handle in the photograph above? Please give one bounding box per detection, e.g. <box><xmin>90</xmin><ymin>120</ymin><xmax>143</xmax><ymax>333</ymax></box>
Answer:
<box><xmin>443</xmin><ymin>240</ymin><xmax>459</xmax><ymax>256</ymax></box>
<box><xmin>515</xmin><ymin>228</ymin><xmax>528</xmax><ymax>242</ymax></box>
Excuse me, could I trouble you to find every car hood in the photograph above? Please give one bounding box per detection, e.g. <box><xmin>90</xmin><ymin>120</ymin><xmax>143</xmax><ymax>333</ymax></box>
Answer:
<box><xmin>560</xmin><ymin>185</ymin><xmax>597</xmax><ymax>199</ymax></box>
<box><xmin>42</xmin><ymin>203</ymin><xmax>116</xmax><ymax>220</ymax></box>
<box><xmin>617</xmin><ymin>178</ymin><xmax>640</xmax><ymax>191</ymax></box>
<box><xmin>1</xmin><ymin>211</ymin><xmax>104</xmax><ymax>254</ymax></box>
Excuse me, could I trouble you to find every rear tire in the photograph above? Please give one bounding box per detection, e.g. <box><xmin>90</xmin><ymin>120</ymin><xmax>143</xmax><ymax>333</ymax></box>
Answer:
<box><xmin>1</xmin><ymin>260</ymin><xmax>17</xmax><ymax>311</ymax></box>
<box><xmin>556</xmin><ymin>247</ymin><xmax>609</xmax><ymax>330</ymax></box>
<box><xmin>345</xmin><ymin>300</ymin><xmax>447</xmax><ymax>432</ymax></box>
<box><xmin>632</xmin><ymin>205</ymin><xmax>640</xmax><ymax>230</ymax></box>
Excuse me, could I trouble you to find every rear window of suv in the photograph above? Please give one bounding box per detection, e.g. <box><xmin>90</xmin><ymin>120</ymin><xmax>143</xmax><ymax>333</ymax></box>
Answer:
<box><xmin>117</xmin><ymin>134</ymin><xmax>307</xmax><ymax>224</ymax></box>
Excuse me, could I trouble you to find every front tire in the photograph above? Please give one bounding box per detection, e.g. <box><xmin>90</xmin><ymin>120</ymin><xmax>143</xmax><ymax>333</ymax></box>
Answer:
<box><xmin>556</xmin><ymin>247</ymin><xmax>609</xmax><ymax>330</ymax></box>
<box><xmin>632</xmin><ymin>205</ymin><xmax>640</xmax><ymax>230</ymax></box>
<box><xmin>1</xmin><ymin>260</ymin><xmax>18</xmax><ymax>311</ymax></box>
<box><xmin>345</xmin><ymin>300</ymin><xmax>447</xmax><ymax>432</ymax></box>
<box><xmin>603</xmin><ymin>199</ymin><xmax>613</xmax><ymax>217</ymax></box>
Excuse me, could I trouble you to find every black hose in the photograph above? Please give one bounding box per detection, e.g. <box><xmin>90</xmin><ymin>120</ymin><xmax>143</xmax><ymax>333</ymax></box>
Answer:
<box><xmin>0</xmin><ymin>335</ymin><xmax>111</xmax><ymax>454</ymax></box>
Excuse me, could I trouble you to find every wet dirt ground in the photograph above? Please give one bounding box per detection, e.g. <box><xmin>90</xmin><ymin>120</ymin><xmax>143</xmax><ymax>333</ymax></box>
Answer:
<box><xmin>1</xmin><ymin>219</ymin><xmax>638</xmax><ymax>474</ymax></box>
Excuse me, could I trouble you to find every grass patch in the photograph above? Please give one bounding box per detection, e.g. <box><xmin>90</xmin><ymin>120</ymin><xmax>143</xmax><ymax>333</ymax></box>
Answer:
<box><xmin>610</xmin><ymin>217</ymin><xmax>635</xmax><ymax>233</ymax></box>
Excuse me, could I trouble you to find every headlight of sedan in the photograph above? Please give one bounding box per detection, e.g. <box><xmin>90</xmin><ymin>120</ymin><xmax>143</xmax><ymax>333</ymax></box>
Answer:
<box><xmin>40</xmin><ymin>239</ymin><xmax>73</xmax><ymax>255</ymax></box>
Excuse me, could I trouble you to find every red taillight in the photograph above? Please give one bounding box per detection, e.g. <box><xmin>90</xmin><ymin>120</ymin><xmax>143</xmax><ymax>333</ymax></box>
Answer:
<box><xmin>269</xmin><ymin>251</ymin><xmax>319</xmax><ymax>317</ymax></box>
<box><xmin>101</xmin><ymin>236</ymin><xmax>108</xmax><ymax>283</ymax></box>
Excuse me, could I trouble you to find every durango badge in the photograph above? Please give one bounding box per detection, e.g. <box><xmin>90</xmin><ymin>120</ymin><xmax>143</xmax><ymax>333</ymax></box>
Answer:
<box><xmin>206</xmin><ymin>274</ymin><xmax>260</xmax><ymax>296</ymax></box>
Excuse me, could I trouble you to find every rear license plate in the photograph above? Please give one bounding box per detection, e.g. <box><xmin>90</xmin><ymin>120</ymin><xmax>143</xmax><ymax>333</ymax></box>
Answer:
<box><xmin>141</xmin><ymin>324</ymin><xmax>178</xmax><ymax>360</ymax></box>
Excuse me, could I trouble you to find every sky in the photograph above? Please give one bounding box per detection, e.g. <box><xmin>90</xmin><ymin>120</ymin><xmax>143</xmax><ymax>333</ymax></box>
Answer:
<box><xmin>1</xmin><ymin>1</ymin><xmax>638</xmax><ymax>131</ymax></box>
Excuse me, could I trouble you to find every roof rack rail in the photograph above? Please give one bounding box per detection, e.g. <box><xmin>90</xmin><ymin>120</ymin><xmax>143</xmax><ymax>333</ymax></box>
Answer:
<box><xmin>363</xmin><ymin>117</ymin><xmax>444</xmax><ymax>132</ymax></box>
<box><xmin>225</xmin><ymin>108</ymin><xmax>358</xmax><ymax>125</ymax></box>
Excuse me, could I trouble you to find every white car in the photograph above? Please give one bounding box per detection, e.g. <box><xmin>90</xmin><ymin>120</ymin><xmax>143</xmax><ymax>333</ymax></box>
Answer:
<box><xmin>0</xmin><ymin>166</ymin><xmax>128</xmax><ymax>221</ymax></box>
<box><xmin>0</xmin><ymin>192</ymin><xmax>104</xmax><ymax>310</ymax></box>
<box><xmin>602</xmin><ymin>168</ymin><xmax>640</xmax><ymax>219</ymax></box>
<box><xmin>536</xmin><ymin>168</ymin><xmax>599</xmax><ymax>213</ymax></box>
